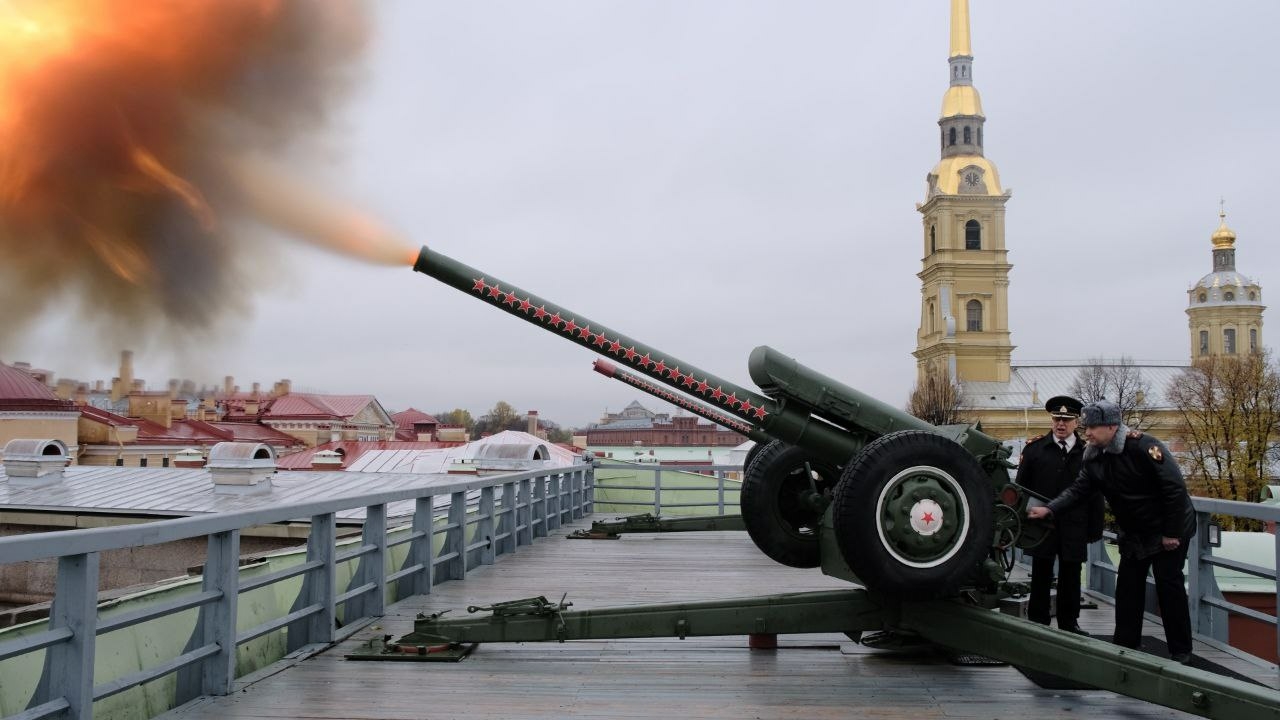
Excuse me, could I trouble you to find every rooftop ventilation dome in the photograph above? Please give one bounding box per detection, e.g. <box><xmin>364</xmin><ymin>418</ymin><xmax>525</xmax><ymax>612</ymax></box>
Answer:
<box><xmin>206</xmin><ymin>441</ymin><xmax>276</xmax><ymax>494</ymax></box>
<box><xmin>2</xmin><ymin>439</ymin><xmax>69</xmax><ymax>485</ymax></box>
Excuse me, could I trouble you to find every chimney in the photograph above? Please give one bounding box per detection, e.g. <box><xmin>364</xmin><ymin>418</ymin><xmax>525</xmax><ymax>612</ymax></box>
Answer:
<box><xmin>251</xmin><ymin>382</ymin><xmax>261</xmax><ymax>396</ymax></box>
<box><xmin>168</xmin><ymin>379</ymin><xmax>180</xmax><ymax>399</ymax></box>
<box><xmin>2</xmin><ymin>439</ymin><xmax>69</xmax><ymax>487</ymax></box>
<box><xmin>94</xmin><ymin>380</ymin><xmax>104</xmax><ymax>392</ymax></box>
<box><xmin>54</xmin><ymin>378</ymin><xmax>77</xmax><ymax>400</ymax></box>
<box><xmin>173</xmin><ymin>448</ymin><xmax>206</xmax><ymax>468</ymax></box>
<box><xmin>170</xmin><ymin>398</ymin><xmax>188</xmax><ymax>421</ymax></box>
<box><xmin>272</xmin><ymin>379</ymin><xmax>292</xmax><ymax>397</ymax></box>
<box><xmin>111</xmin><ymin>350</ymin><xmax>135</xmax><ymax>402</ymax></box>
<box><xmin>224</xmin><ymin>375</ymin><xmax>234</xmax><ymax>396</ymax></box>
<box><xmin>206</xmin><ymin>442</ymin><xmax>276</xmax><ymax>494</ymax></box>
<box><xmin>527</xmin><ymin>410</ymin><xmax>539</xmax><ymax>435</ymax></box>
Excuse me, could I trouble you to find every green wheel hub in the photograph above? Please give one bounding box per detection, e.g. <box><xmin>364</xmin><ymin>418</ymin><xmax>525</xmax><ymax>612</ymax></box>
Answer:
<box><xmin>875</xmin><ymin>465</ymin><xmax>970</xmax><ymax>568</ymax></box>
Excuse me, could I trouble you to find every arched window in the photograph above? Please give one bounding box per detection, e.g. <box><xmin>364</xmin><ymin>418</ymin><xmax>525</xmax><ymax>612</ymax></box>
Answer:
<box><xmin>940</xmin><ymin>130</ymin><xmax>945</xmax><ymax>152</ymax></box>
<box><xmin>948</xmin><ymin>127</ymin><xmax>956</xmax><ymax>146</ymax></box>
<box><xmin>1199</xmin><ymin>330</ymin><xmax>1209</xmax><ymax>356</ymax></box>
<box><xmin>1224</xmin><ymin>328</ymin><xmax>1237</xmax><ymax>354</ymax></box>
<box><xmin>930</xmin><ymin>225</ymin><xmax>936</xmax><ymax>253</ymax></box>
<box><xmin>964</xmin><ymin>220</ymin><xmax>981</xmax><ymax>250</ymax></box>
<box><xmin>963</xmin><ymin>126</ymin><xmax>972</xmax><ymax>144</ymax></box>
<box><xmin>966</xmin><ymin>300</ymin><xmax>982</xmax><ymax>331</ymax></box>
<box><xmin>928</xmin><ymin>301</ymin><xmax>936</xmax><ymax>333</ymax></box>
<box><xmin>1250</xmin><ymin>291</ymin><xmax>1257</xmax><ymax>301</ymax></box>
<box><xmin>1224</xmin><ymin>291</ymin><xmax>1235</xmax><ymax>302</ymax></box>
<box><xmin>1250</xmin><ymin>328</ymin><xmax>1259</xmax><ymax>353</ymax></box>
<box><xmin>1198</xmin><ymin>292</ymin><xmax>1206</xmax><ymax>303</ymax></box>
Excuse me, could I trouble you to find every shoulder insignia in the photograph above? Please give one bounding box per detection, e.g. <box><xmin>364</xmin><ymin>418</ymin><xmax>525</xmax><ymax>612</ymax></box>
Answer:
<box><xmin>1127</xmin><ymin>429</ymin><xmax>1143</xmax><ymax>439</ymax></box>
<box><xmin>1148</xmin><ymin>444</ymin><xmax>1163</xmax><ymax>463</ymax></box>
<box><xmin>1026</xmin><ymin>434</ymin><xmax>1043</xmax><ymax>444</ymax></box>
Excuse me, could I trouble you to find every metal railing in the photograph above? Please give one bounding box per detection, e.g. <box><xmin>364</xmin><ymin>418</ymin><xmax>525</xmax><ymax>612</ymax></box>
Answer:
<box><xmin>0</xmin><ymin>464</ymin><xmax>593</xmax><ymax>720</ymax></box>
<box><xmin>591</xmin><ymin>462</ymin><xmax>741</xmax><ymax>516</ymax></box>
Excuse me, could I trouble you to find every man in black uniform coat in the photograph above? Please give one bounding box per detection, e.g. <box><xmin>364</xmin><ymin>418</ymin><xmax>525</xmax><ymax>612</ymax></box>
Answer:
<box><xmin>1015</xmin><ymin>395</ymin><xmax>1103</xmax><ymax>634</ymax></box>
<box><xmin>1028</xmin><ymin>400</ymin><xmax>1197</xmax><ymax>662</ymax></box>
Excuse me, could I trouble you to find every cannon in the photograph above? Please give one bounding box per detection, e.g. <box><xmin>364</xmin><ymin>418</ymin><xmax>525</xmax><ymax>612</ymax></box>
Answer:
<box><xmin>350</xmin><ymin>245</ymin><xmax>1280</xmax><ymax>719</ymax></box>
<box><xmin>412</xmin><ymin>244</ymin><xmax>1035</xmax><ymax>597</ymax></box>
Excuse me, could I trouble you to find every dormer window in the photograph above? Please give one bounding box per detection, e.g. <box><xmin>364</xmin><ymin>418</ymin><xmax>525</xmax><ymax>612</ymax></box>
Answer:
<box><xmin>1224</xmin><ymin>291</ymin><xmax>1235</xmax><ymax>302</ymax></box>
<box><xmin>1250</xmin><ymin>291</ymin><xmax>1257</xmax><ymax>301</ymax></box>
<box><xmin>1198</xmin><ymin>292</ymin><xmax>1206</xmax><ymax>303</ymax></box>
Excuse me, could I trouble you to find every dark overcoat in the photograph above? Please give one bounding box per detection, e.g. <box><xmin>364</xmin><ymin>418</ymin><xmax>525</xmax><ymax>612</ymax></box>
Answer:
<box><xmin>1016</xmin><ymin>431</ymin><xmax>1104</xmax><ymax>561</ymax></box>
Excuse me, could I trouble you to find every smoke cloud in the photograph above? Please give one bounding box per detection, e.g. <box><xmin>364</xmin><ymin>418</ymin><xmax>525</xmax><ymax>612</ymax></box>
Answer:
<box><xmin>0</xmin><ymin>0</ymin><xmax>405</xmax><ymax>347</ymax></box>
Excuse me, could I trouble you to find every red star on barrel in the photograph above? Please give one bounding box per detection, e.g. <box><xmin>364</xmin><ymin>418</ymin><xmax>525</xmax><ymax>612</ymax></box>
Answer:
<box><xmin>594</xmin><ymin>334</ymin><xmax>610</xmax><ymax>348</ymax></box>
<box><xmin>606</xmin><ymin>339</ymin><xmax>620</xmax><ymax>352</ymax></box>
<box><xmin>637</xmin><ymin>353</ymin><xmax>652</xmax><ymax>368</ymax></box>
<box><xmin>534</xmin><ymin>306</ymin><xmax>548</xmax><ymax>320</ymax></box>
<box><xmin>487</xmin><ymin>284</ymin><xmax>503</xmax><ymax>299</ymax></box>
<box><xmin>548</xmin><ymin>312</ymin><xmax>563</xmax><ymax>327</ymax></box>
<box><xmin>724</xmin><ymin>392</ymin><xmax>739</xmax><ymax>408</ymax></box>
<box><xmin>518</xmin><ymin>298</ymin><xmax>532</xmax><ymax>312</ymax></box>
<box><xmin>577</xmin><ymin>325</ymin><xmax>592</xmax><ymax>340</ymax></box>
<box><xmin>472</xmin><ymin>278</ymin><xmax>487</xmax><ymax>293</ymax></box>
<box><xmin>562</xmin><ymin>319</ymin><xmax>578</xmax><ymax>334</ymax></box>
<box><xmin>682</xmin><ymin>374</ymin><xmax>698</xmax><ymax>388</ymax></box>
<box><xmin>710</xmin><ymin>387</ymin><xmax>724</xmax><ymax>400</ymax></box>
<box><xmin>669</xmin><ymin>367</ymin><xmax>683</xmax><ymax>383</ymax></box>
<box><xmin>652</xmin><ymin>360</ymin><xmax>667</xmax><ymax>376</ymax></box>
<box><xmin>624</xmin><ymin>346</ymin><xmax>637</xmax><ymax>360</ymax></box>
<box><xmin>753</xmin><ymin>405</ymin><xmax>768</xmax><ymax>419</ymax></box>
<box><xmin>695</xmin><ymin>380</ymin><xmax>709</xmax><ymax>394</ymax></box>
<box><xmin>739</xmin><ymin>399</ymin><xmax>754</xmax><ymax>415</ymax></box>
<box><xmin>503</xmin><ymin>291</ymin><xmax>518</xmax><ymax>306</ymax></box>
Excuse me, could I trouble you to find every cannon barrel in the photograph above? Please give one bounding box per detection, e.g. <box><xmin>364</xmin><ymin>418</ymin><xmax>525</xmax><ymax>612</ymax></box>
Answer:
<box><xmin>413</xmin><ymin>245</ymin><xmax>862</xmax><ymax>464</ymax></box>
<box><xmin>592</xmin><ymin>360</ymin><xmax>773</xmax><ymax>445</ymax></box>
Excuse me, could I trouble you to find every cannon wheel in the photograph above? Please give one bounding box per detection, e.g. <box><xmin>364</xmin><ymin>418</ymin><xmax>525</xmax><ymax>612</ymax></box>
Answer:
<box><xmin>739</xmin><ymin>440</ymin><xmax>841</xmax><ymax>568</ymax></box>
<box><xmin>832</xmin><ymin>431</ymin><xmax>992</xmax><ymax>597</ymax></box>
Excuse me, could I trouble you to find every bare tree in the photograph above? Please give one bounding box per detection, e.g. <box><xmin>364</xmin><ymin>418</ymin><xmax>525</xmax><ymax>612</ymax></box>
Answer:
<box><xmin>1069</xmin><ymin>356</ymin><xmax>1152</xmax><ymax>431</ymax></box>
<box><xmin>1168</xmin><ymin>351</ymin><xmax>1280</xmax><ymax>507</ymax></box>
<box><xmin>907</xmin><ymin>366</ymin><xmax>968</xmax><ymax>426</ymax></box>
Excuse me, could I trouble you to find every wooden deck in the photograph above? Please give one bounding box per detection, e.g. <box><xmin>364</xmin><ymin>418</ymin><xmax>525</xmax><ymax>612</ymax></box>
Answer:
<box><xmin>166</xmin><ymin>520</ymin><xmax>1277</xmax><ymax>720</ymax></box>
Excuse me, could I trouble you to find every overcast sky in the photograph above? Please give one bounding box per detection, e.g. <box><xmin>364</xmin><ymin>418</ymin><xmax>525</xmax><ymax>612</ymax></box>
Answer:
<box><xmin>10</xmin><ymin>1</ymin><xmax>1280</xmax><ymax>428</ymax></box>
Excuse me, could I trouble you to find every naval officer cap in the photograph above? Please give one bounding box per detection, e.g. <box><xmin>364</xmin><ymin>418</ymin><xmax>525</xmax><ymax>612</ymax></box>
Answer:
<box><xmin>1044</xmin><ymin>395</ymin><xmax>1083</xmax><ymax>419</ymax></box>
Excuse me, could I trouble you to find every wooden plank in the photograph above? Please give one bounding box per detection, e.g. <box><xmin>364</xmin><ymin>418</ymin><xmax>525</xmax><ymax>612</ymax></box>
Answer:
<box><xmin>164</xmin><ymin>523</ymin><xmax>1271</xmax><ymax>720</ymax></box>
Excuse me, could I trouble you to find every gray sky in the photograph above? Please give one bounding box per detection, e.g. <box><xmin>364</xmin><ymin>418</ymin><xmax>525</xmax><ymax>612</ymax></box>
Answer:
<box><xmin>10</xmin><ymin>1</ymin><xmax>1280</xmax><ymax>428</ymax></box>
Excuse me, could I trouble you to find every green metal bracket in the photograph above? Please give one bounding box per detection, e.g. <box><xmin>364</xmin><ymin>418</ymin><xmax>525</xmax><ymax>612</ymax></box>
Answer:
<box><xmin>567</xmin><ymin>513</ymin><xmax>747</xmax><ymax>539</ymax></box>
<box><xmin>344</xmin><ymin>634</ymin><xmax>477</xmax><ymax>662</ymax></box>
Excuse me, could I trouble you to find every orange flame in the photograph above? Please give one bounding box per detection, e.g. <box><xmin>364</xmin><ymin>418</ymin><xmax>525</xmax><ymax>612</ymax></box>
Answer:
<box><xmin>0</xmin><ymin>0</ymin><xmax>411</xmax><ymax>343</ymax></box>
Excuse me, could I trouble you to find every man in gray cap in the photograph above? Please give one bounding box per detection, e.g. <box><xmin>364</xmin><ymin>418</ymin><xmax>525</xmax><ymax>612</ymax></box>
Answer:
<box><xmin>1027</xmin><ymin>399</ymin><xmax>1196</xmax><ymax>663</ymax></box>
<box><xmin>1015</xmin><ymin>395</ymin><xmax>1103</xmax><ymax>634</ymax></box>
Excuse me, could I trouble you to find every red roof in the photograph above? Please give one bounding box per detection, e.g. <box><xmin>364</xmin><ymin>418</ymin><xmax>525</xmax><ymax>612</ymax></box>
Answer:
<box><xmin>0</xmin><ymin>364</ymin><xmax>75</xmax><ymax>411</ymax></box>
<box><xmin>261</xmin><ymin>393</ymin><xmax>378</xmax><ymax>420</ymax></box>
<box><xmin>276</xmin><ymin>440</ymin><xmax>463</xmax><ymax>470</ymax></box>
<box><xmin>77</xmin><ymin>406</ymin><xmax>304</xmax><ymax>447</ymax></box>
<box><xmin>391</xmin><ymin>408</ymin><xmax>440</xmax><ymax>441</ymax></box>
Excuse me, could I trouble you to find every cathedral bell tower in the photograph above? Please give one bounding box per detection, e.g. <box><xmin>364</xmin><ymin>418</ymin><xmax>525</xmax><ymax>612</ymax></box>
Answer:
<box><xmin>1186</xmin><ymin>208</ymin><xmax>1264</xmax><ymax>359</ymax></box>
<box><xmin>914</xmin><ymin>0</ymin><xmax>1014</xmax><ymax>384</ymax></box>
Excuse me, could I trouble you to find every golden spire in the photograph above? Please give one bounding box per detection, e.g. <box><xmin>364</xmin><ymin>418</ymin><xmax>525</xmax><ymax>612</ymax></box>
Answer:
<box><xmin>1211</xmin><ymin>200</ymin><xmax>1236</xmax><ymax>249</ymax></box>
<box><xmin>950</xmin><ymin>0</ymin><xmax>972</xmax><ymax>58</ymax></box>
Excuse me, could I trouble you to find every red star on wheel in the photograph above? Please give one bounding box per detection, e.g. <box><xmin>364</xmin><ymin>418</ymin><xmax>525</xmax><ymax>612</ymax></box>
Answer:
<box><xmin>739</xmin><ymin>399</ymin><xmax>755</xmax><ymax>416</ymax></box>
<box><xmin>710</xmin><ymin>387</ymin><xmax>724</xmax><ymax>400</ymax></box>
<box><xmin>695</xmin><ymin>380</ymin><xmax>709</xmax><ymax>393</ymax></box>
<box><xmin>594</xmin><ymin>334</ymin><xmax>610</xmax><ymax>348</ymax></box>
<box><xmin>518</xmin><ymin>298</ymin><xmax>532</xmax><ymax>312</ymax></box>
<box><xmin>503</xmin><ymin>291</ymin><xmax>518</xmax><ymax>306</ymax></box>
<box><xmin>577</xmin><ymin>325</ymin><xmax>593</xmax><ymax>340</ymax></box>
<box><xmin>534</xmin><ymin>305</ymin><xmax>548</xmax><ymax>320</ymax></box>
<box><xmin>548</xmin><ymin>312</ymin><xmax>563</xmax><ymax>327</ymax></box>
<box><xmin>921</xmin><ymin>512</ymin><xmax>935</xmax><ymax>524</ymax></box>
<box><xmin>724</xmin><ymin>392</ymin><xmax>739</xmax><ymax>408</ymax></box>
<box><xmin>637</xmin><ymin>353</ymin><xmax>652</xmax><ymax>368</ymax></box>
<box><xmin>607</xmin><ymin>339</ymin><xmax>621</xmax><ymax>352</ymax></box>
<box><xmin>487</xmin><ymin>284</ymin><xmax>503</xmax><ymax>299</ymax></box>
<box><xmin>472</xmin><ymin>278</ymin><xmax>487</xmax><ymax>293</ymax></box>
<box><xmin>624</xmin><ymin>347</ymin><xmax>637</xmax><ymax>360</ymax></box>
<box><xmin>562</xmin><ymin>319</ymin><xmax>578</xmax><ymax>335</ymax></box>
<box><xmin>652</xmin><ymin>360</ymin><xmax>667</xmax><ymax>376</ymax></box>
<box><xmin>753</xmin><ymin>405</ymin><xmax>768</xmax><ymax>420</ymax></box>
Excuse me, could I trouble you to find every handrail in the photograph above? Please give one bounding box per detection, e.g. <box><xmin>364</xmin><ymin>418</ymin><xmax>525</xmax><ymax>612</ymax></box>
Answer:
<box><xmin>0</xmin><ymin>463</ymin><xmax>594</xmax><ymax>720</ymax></box>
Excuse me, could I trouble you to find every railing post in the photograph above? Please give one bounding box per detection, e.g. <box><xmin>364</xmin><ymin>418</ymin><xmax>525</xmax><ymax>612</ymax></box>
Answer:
<box><xmin>584</xmin><ymin>464</ymin><xmax>595</xmax><ymax>515</ymax></box>
<box><xmin>570</xmin><ymin>470</ymin><xmax>583</xmax><ymax>519</ymax></box>
<box><xmin>43</xmin><ymin>552</ymin><xmax>99</xmax><ymax>720</ymax></box>
<box><xmin>443</xmin><ymin>490</ymin><xmax>468</xmax><ymax>580</ymax></box>
<box><xmin>1275</xmin><ymin>529</ymin><xmax>1280</xmax><ymax>667</ymax></box>
<box><xmin>518</xmin><ymin>478</ymin><xmax>533</xmax><ymax>546</ymax></box>
<box><xmin>402</xmin><ymin>496</ymin><xmax>434</xmax><ymax>599</ymax></box>
<box><xmin>305</xmin><ymin>513</ymin><xmax>336</xmax><ymax>648</ymax></box>
<box><xmin>478</xmin><ymin>486</ymin><xmax>496</xmax><ymax>566</ymax></box>
<box><xmin>717</xmin><ymin>470</ymin><xmax>726</xmax><ymax>516</ymax></box>
<box><xmin>201</xmin><ymin>530</ymin><xmax>240</xmax><ymax>697</ymax></box>
<box><xmin>498</xmin><ymin>481</ymin><xmax>517</xmax><ymax>555</ymax></box>
<box><xmin>653</xmin><ymin>467</ymin><xmax>663</xmax><ymax>517</ymax></box>
<box><xmin>546</xmin><ymin>474</ymin><xmax>561</xmax><ymax>530</ymax></box>
<box><xmin>353</xmin><ymin>503</ymin><xmax>387</xmax><ymax>619</ymax></box>
<box><xmin>532</xmin><ymin>475</ymin><xmax>547</xmax><ymax>538</ymax></box>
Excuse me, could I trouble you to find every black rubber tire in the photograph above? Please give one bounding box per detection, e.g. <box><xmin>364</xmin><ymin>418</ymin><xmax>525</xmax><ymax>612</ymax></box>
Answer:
<box><xmin>741</xmin><ymin>441</ymin><xmax>765</xmax><ymax>481</ymax></box>
<box><xmin>739</xmin><ymin>440</ymin><xmax>841</xmax><ymax>568</ymax></box>
<box><xmin>832</xmin><ymin>430</ymin><xmax>992</xmax><ymax>598</ymax></box>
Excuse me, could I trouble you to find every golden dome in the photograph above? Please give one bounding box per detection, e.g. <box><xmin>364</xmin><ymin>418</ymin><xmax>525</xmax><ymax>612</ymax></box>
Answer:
<box><xmin>1211</xmin><ymin>211</ymin><xmax>1236</xmax><ymax>249</ymax></box>
<box><xmin>928</xmin><ymin>156</ymin><xmax>1003</xmax><ymax>196</ymax></box>
<box><xmin>941</xmin><ymin>85</ymin><xmax>984</xmax><ymax>119</ymax></box>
